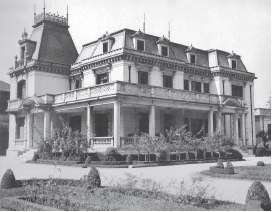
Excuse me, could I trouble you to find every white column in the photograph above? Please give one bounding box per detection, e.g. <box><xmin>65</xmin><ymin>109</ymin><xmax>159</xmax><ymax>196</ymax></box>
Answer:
<box><xmin>114</xmin><ymin>101</ymin><xmax>121</xmax><ymax>148</ymax></box>
<box><xmin>87</xmin><ymin>106</ymin><xmax>94</xmax><ymax>139</ymax></box>
<box><xmin>26</xmin><ymin>113</ymin><xmax>33</xmax><ymax>149</ymax></box>
<box><xmin>216</xmin><ymin>110</ymin><xmax>222</xmax><ymax>130</ymax></box>
<box><xmin>233</xmin><ymin>112</ymin><xmax>239</xmax><ymax>145</ymax></box>
<box><xmin>149</xmin><ymin>103</ymin><xmax>155</xmax><ymax>136</ymax></box>
<box><xmin>240</xmin><ymin>113</ymin><xmax>246</xmax><ymax>146</ymax></box>
<box><xmin>44</xmin><ymin>112</ymin><xmax>51</xmax><ymax>139</ymax></box>
<box><xmin>189</xmin><ymin>80</ymin><xmax>192</xmax><ymax>91</ymax></box>
<box><xmin>201</xmin><ymin>82</ymin><xmax>204</xmax><ymax>93</ymax></box>
<box><xmin>208</xmin><ymin>110</ymin><xmax>214</xmax><ymax>135</ymax></box>
<box><xmin>24</xmin><ymin>115</ymin><xmax>27</xmax><ymax>149</ymax></box>
<box><xmin>8</xmin><ymin>114</ymin><xmax>17</xmax><ymax>150</ymax></box>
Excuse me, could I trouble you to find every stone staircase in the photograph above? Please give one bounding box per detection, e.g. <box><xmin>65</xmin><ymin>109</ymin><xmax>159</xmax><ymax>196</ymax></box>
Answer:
<box><xmin>232</xmin><ymin>145</ymin><xmax>253</xmax><ymax>157</ymax></box>
<box><xmin>19</xmin><ymin>149</ymin><xmax>37</xmax><ymax>159</ymax></box>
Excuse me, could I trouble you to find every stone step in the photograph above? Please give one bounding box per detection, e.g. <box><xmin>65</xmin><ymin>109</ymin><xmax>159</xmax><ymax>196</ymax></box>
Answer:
<box><xmin>19</xmin><ymin>149</ymin><xmax>37</xmax><ymax>159</ymax></box>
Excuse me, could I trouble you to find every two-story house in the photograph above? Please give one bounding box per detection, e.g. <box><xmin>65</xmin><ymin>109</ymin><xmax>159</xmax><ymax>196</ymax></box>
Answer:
<box><xmin>6</xmin><ymin>10</ymin><xmax>256</xmax><ymax>156</ymax></box>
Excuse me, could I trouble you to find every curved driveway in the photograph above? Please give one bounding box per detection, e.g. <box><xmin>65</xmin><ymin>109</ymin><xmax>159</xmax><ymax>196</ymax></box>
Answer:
<box><xmin>0</xmin><ymin>156</ymin><xmax>270</xmax><ymax>204</ymax></box>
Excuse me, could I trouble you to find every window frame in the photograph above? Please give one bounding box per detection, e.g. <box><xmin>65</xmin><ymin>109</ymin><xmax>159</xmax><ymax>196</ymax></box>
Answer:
<box><xmin>184</xmin><ymin>80</ymin><xmax>189</xmax><ymax>90</ymax></box>
<box><xmin>138</xmin><ymin>71</ymin><xmax>149</xmax><ymax>85</ymax></box>
<box><xmin>189</xmin><ymin>53</ymin><xmax>196</xmax><ymax>64</ymax></box>
<box><xmin>231</xmin><ymin>60</ymin><xmax>237</xmax><ymax>69</ymax></box>
<box><xmin>161</xmin><ymin>45</ymin><xmax>169</xmax><ymax>57</ymax></box>
<box><xmin>231</xmin><ymin>85</ymin><xmax>243</xmax><ymax>97</ymax></box>
<box><xmin>136</xmin><ymin>39</ymin><xmax>145</xmax><ymax>52</ymax></box>
<box><xmin>163</xmin><ymin>75</ymin><xmax>173</xmax><ymax>88</ymax></box>
<box><xmin>204</xmin><ymin>83</ymin><xmax>210</xmax><ymax>93</ymax></box>
<box><xmin>191</xmin><ymin>81</ymin><xmax>201</xmax><ymax>92</ymax></box>
<box><xmin>96</xmin><ymin>72</ymin><xmax>109</xmax><ymax>85</ymax></box>
<box><xmin>103</xmin><ymin>42</ymin><xmax>109</xmax><ymax>53</ymax></box>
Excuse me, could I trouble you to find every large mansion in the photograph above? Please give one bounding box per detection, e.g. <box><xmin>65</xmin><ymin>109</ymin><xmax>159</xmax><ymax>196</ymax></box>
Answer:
<box><xmin>6</xmin><ymin>10</ymin><xmax>257</xmax><ymax>156</ymax></box>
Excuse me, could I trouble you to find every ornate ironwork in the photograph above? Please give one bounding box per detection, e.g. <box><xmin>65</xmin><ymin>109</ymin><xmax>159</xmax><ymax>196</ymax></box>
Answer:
<box><xmin>34</xmin><ymin>13</ymin><xmax>68</xmax><ymax>26</ymax></box>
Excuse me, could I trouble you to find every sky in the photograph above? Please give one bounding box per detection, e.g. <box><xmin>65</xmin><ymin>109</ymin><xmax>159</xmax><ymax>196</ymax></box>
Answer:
<box><xmin>0</xmin><ymin>0</ymin><xmax>271</xmax><ymax>108</ymax></box>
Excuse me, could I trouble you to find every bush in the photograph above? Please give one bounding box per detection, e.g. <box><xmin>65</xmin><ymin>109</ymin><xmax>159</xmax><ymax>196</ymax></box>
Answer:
<box><xmin>246</xmin><ymin>181</ymin><xmax>271</xmax><ymax>211</ymax></box>
<box><xmin>158</xmin><ymin>150</ymin><xmax>167</xmax><ymax>161</ymax></box>
<box><xmin>85</xmin><ymin>167</ymin><xmax>101</xmax><ymax>188</ymax></box>
<box><xmin>32</xmin><ymin>153</ymin><xmax>39</xmax><ymax>161</ymax></box>
<box><xmin>104</xmin><ymin>147</ymin><xmax>121</xmax><ymax>161</ymax></box>
<box><xmin>225</xmin><ymin>160</ymin><xmax>233</xmax><ymax>168</ymax></box>
<box><xmin>256</xmin><ymin>149</ymin><xmax>264</xmax><ymax>157</ymax></box>
<box><xmin>257</xmin><ymin>142</ymin><xmax>265</xmax><ymax>149</ymax></box>
<box><xmin>85</xmin><ymin>156</ymin><xmax>92</xmax><ymax>164</ymax></box>
<box><xmin>0</xmin><ymin>169</ymin><xmax>17</xmax><ymax>189</ymax></box>
<box><xmin>216</xmin><ymin>159</ymin><xmax>224</xmax><ymax>168</ymax></box>
<box><xmin>257</xmin><ymin>161</ymin><xmax>265</xmax><ymax>166</ymax></box>
<box><xmin>228</xmin><ymin>149</ymin><xmax>243</xmax><ymax>160</ymax></box>
<box><xmin>209</xmin><ymin>166</ymin><xmax>234</xmax><ymax>174</ymax></box>
<box><xmin>126</xmin><ymin>154</ymin><xmax>133</xmax><ymax>165</ymax></box>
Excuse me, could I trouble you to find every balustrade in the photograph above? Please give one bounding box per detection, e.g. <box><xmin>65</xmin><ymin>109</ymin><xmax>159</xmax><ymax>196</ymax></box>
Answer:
<box><xmin>91</xmin><ymin>137</ymin><xmax>114</xmax><ymax>146</ymax></box>
<box><xmin>14</xmin><ymin>139</ymin><xmax>27</xmax><ymax>149</ymax></box>
<box><xmin>121</xmin><ymin>137</ymin><xmax>140</xmax><ymax>146</ymax></box>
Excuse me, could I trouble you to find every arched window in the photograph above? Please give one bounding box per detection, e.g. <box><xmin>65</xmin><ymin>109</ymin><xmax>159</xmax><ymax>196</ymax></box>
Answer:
<box><xmin>17</xmin><ymin>80</ymin><xmax>26</xmax><ymax>99</ymax></box>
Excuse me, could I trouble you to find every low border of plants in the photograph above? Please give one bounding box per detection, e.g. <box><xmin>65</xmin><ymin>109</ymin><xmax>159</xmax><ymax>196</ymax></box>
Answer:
<box><xmin>36</xmin><ymin>159</ymin><xmax>84</xmax><ymax>165</ymax></box>
<box><xmin>209</xmin><ymin>166</ymin><xmax>234</xmax><ymax>175</ymax></box>
<box><xmin>0</xmin><ymin>196</ymin><xmax>58</xmax><ymax>211</ymax></box>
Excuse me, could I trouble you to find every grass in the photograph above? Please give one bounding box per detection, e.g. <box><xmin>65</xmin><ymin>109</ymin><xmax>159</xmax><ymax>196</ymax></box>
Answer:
<box><xmin>200</xmin><ymin>164</ymin><xmax>271</xmax><ymax>181</ymax></box>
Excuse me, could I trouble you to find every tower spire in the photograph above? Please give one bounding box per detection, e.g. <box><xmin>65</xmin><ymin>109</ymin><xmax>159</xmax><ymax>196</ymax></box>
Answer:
<box><xmin>67</xmin><ymin>5</ymin><xmax>69</xmax><ymax>25</ymax></box>
<box><xmin>168</xmin><ymin>21</ymin><xmax>170</xmax><ymax>41</ymax></box>
<box><xmin>143</xmin><ymin>13</ymin><xmax>145</xmax><ymax>33</ymax></box>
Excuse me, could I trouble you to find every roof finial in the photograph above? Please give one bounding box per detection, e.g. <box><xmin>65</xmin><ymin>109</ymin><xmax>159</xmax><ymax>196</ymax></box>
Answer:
<box><xmin>143</xmin><ymin>13</ymin><xmax>145</xmax><ymax>33</ymax></box>
<box><xmin>66</xmin><ymin>5</ymin><xmax>69</xmax><ymax>25</ymax></box>
<box><xmin>34</xmin><ymin>5</ymin><xmax>36</xmax><ymax>16</ymax></box>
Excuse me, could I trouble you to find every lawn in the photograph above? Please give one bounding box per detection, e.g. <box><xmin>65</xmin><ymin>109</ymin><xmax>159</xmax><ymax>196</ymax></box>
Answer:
<box><xmin>200</xmin><ymin>164</ymin><xmax>271</xmax><ymax>181</ymax></box>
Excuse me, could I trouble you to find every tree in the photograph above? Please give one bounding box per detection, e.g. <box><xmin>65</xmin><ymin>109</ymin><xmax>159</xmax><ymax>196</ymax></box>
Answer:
<box><xmin>256</xmin><ymin>130</ymin><xmax>270</xmax><ymax>147</ymax></box>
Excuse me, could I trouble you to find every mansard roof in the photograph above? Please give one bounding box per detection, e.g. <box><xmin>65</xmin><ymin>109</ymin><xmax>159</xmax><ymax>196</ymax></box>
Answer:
<box><xmin>75</xmin><ymin>28</ymin><xmax>247</xmax><ymax>72</ymax></box>
<box><xmin>0</xmin><ymin>80</ymin><xmax>10</xmax><ymax>92</ymax></box>
<box><xmin>29</xmin><ymin>21</ymin><xmax>78</xmax><ymax>65</ymax></box>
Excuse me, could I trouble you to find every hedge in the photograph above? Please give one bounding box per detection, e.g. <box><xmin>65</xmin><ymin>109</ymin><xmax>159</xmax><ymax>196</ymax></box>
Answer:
<box><xmin>36</xmin><ymin>159</ymin><xmax>84</xmax><ymax>165</ymax></box>
<box><xmin>209</xmin><ymin>166</ymin><xmax>235</xmax><ymax>175</ymax></box>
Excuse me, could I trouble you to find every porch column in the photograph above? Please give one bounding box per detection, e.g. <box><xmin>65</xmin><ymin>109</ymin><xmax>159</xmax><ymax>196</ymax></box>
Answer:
<box><xmin>189</xmin><ymin>79</ymin><xmax>192</xmax><ymax>91</ymax></box>
<box><xmin>240</xmin><ymin>112</ymin><xmax>246</xmax><ymax>146</ymax></box>
<box><xmin>208</xmin><ymin>110</ymin><xmax>213</xmax><ymax>135</ymax></box>
<box><xmin>44</xmin><ymin>112</ymin><xmax>51</xmax><ymax>139</ymax></box>
<box><xmin>26</xmin><ymin>113</ymin><xmax>33</xmax><ymax>149</ymax></box>
<box><xmin>233</xmin><ymin>112</ymin><xmax>239</xmax><ymax>145</ymax></box>
<box><xmin>201</xmin><ymin>82</ymin><xmax>204</xmax><ymax>93</ymax></box>
<box><xmin>149</xmin><ymin>102</ymin><xmax>155</xmax><ymax>136</ymax></box>
<box><xmin>8</xmin><ymin>114</ymin><xmax>17</xmax><ymax>150</ymax></box>
<box><xmin>216</xmin><ymin>110</ymin><xmax>222</xmax><ymax>130</ymax></box>
<box><xmin>114</xmin><ymin>100</ymin><xmax>121</xmax><ymax>148</ymax></box>
<box><xmin>87</xmin><ymin>106</ymin><xmax>94</xmax><ymax>140</ymax></box>
<box><xmin>24</xmin><ymin>115</ymin><xmax>27</xmax><ymax>149</ymax></box>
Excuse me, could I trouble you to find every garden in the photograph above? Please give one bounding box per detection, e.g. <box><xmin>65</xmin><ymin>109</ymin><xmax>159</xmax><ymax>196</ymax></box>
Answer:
<box><xmin>0</xmin><ymin>165</ymin><xmax>271</xmax><ymax>210</ymax></box>
<box><xmin>27</xmin><ymin>117</ymin><xmax>244</xmax><ymax>168</ymax></box>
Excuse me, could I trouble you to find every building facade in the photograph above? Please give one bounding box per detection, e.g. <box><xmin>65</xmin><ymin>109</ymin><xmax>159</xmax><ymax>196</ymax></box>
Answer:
<box><xmin>255</xmin><ymin>108</ymin><xmax>271</xmax><ymax>144</ymax></box>
<box><xmin>6</xmin><ymin>11</ymin><xmax>257</xmax><ymax>156</ymax></box>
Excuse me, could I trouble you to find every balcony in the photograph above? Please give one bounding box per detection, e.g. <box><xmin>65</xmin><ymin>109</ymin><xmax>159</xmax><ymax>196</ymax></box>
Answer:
<box><xmin>8</xmin><ymin>99</ymin><xmax>24</xmax><ymax>110</ymax></box>
<box><xmin>53</xmin><ymin>81</ymin><xmax>223</xmax><ymax>105</ymax></box>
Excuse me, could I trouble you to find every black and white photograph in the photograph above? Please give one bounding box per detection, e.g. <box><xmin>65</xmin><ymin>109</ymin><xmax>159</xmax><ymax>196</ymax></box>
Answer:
<box><xmin>0</xmin><ymin>0</ymin><xmax>271</xmax><ymax>210</ymax></box>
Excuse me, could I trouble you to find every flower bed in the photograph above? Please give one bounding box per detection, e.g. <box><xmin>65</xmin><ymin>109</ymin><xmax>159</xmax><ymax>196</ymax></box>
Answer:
<box><xmin>209</xmin><ymin>166</ymin><xmax>235</xmax><ymax>175</ymax></box>
<box><xmin>37</xmin><ymin>159</ymin><xmax>84</xmax><ymax>165</ymax></box>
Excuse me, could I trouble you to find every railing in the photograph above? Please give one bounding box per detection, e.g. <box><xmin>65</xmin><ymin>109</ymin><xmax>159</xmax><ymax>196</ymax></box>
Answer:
<box><xmin>34</xmin><ymin>13</ymin><xmax>68</xmax><ymax>26</ymax></box>
<box><xmin>14</xmin><ymin>139</ymin><xmax>27</xmax><ymax>149</ymax></box>
<box><xmin>91</xmin><ymin>137</ymin><xmax>114</xmax><ymax>146</ymax></box>
<box><xmin>121</xmin><ymin>137</ymin><xmax>140</xmax><ymax>146</ymax></box>
<box><xmin>52</xmin><ymin>81</ymin><xmax>243</xmax><ymax>106</ymax></box>
<box><xmin>8</xmin><ymin>99</ymin><xmax>24</xmax><ymax>110</ymax></box>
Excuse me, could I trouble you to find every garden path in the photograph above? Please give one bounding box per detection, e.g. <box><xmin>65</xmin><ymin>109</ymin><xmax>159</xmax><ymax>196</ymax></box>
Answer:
<box><xmin>0</xmin><ymin>156</ymin><xmax>270</xmax><ymax>204</ymax></box>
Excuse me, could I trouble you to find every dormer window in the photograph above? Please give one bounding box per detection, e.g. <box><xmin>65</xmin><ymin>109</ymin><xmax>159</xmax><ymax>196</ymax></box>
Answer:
<box><xmin>103</xmin><ymin>42</ymin><xmax>108</xmax><ymax>53</ymax></box>
<box><xmin>137</xmin><ymin>40</ymin><xmax>145</xmax><ymax>51</ymax></box>
<box><xmin>190</xmin><ymin>54</ymin><xmax>196</xmax><ymax>64</ymax></box>
<box><xmin>231</xmin><ymin>60</ymin><xmax>237</xmax><ymax>69</ymax></box>
<box><xmin>20</xmin><ymin>46</ymin><xmax>25</xmax><ymax>60</ymax></box>
<box><xmin>161</xmin><ymin>46</ymin><xmax>168</xmax><ymax>57</ymax></box>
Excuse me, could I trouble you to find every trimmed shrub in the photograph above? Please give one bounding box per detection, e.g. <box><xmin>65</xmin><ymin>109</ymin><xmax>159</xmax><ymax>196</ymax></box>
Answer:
<box><xmin>32</xmin><ymin>153</ymin><xmax>39</xmax><ymax>161</ymax></box>
<box><xmin>257</xmin><ymin>161</ymin><xmax>265</xmax><ymax>166</ymax></box>
<box><xmin>216</xmin><ymin>159</ymin><xmax>224</xmax><ymax>168</ymax></box>
<box><xmin>105</xmin><ymin>147</ymin><xmax>119</xmax><ymax>155</ymax></box>
<box><xmin>209</xmin><ymin>166</ymin><xmax>234</xmax><ymax>174</ymax></box>
<box><xmin>126</xmin><ymin>154</ymin><xmax>133</xmax><ymax>165</ymax></box>
<box><xmin>0</xmin><ymin>169</ymin><xmax>17</xmax><ymax>189</ymax></box>
<box><xmin>228</xmin><ymin>149</ymin><xmax>243</xmax><ymax>160</ymax></box>
<box><xmin>226</xmin><ymin>160</ymin><xmax>233</xmax><ymax>168</ymax></box>
<box><xmin>256</xmin><ymin>149</ymin><xmax>264</xmax><ymax>157</ymax></box>
<box><xmin>85</xmin><ymin>156</ymin><xmax>92</xmax><ymax>164</ymax></box>
<box><xmin>257</xmin><ymin>142</ymin><xmax>265</xmax><ymax>149</ymax></box>
<box><xmin>246</xmin><ymin>180</ymin><xmax>271</xmax><ymax>211</ymax></box>
<box><xmin>158</xmin><ymin>150</ymin><xmax>167</xmax><ymax>161</ymax></box>
<box><xmin>85</xmin><ymin>167</ymin><xmax>101</xmax><ymax>188</ymax></box>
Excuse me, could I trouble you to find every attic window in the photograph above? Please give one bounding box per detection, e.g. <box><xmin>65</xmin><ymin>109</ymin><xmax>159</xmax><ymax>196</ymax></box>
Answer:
<box><xmin>103</xmin><ymin>42</ymin><xmax>108</xmax><ymax>53</ymax></box>
<box><xmin>96</xmin><ymin>73</ymin><xmax>108</xmax><ymax>84</ymax></box>
<box><xmin>137</xmin><ymin>40</ymin><xmax>145</xmax><ymax>51</ymax></box>
<box><xmin>161</xmin><ymin>46</ymin><xmax>168</xmax><ymax>57</ymax></box>
<box><xmin>190</xmin><ymin>54</ymin><xmax>196</xmax><ymax>64</ymax></box>
<box><xmin>231</xmin><ymin>60</ymin><xmax>237</xmax><ymax>69</ymax></box>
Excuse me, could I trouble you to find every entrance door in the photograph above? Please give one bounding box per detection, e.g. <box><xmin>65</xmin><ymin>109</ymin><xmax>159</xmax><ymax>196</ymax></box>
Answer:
<box><xmin>18</xmin><ymin>118</ymin><xmax>25</xmax><ymax>139</ymax></box>
<box><xmin>95</xmin><ymin>113</ymin><xmax>108</xmax><ymax>137</ymax></box>
<box><xmin>139</xmin><ymin>113</ymin><xmax>149</xmax><ymax>134</ymax></box>
<box><xmin>69</xmin><ymin>116</ymin><xmax>81</xmax><ymax>132</ymax></box>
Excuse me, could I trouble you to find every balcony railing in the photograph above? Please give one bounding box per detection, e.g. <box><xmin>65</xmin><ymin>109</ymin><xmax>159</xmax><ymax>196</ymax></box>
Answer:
<box><xmin>120</xmin><ymin>137</ymin><xmax>140</xmax><ymax>146</ymax></box>
<box><xmin>53</xmin><ymin>81</ymin><xmax>225</xmax><ymax>105</ymax></box>
<box><xmin>8</xmin><ymin>99</ymin><xmax>24</xmax><ymax>110</ymax></box>
<box><xmin>91</xmin><ymin>137</ymin><xmax>114</xmax><ymax>146</ymax></box>
<box><xmin>14</xmin><ymin>139</ymin><xmax>27</xmax><ymax>149</ymax></box>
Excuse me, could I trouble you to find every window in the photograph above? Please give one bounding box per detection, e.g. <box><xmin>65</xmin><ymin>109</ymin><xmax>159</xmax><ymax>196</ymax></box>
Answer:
<box><xmin>184</xmin><ymin>80</ymin><xmax>189</xmax><ymax>90</ymax></box>
<box><xmin>103</xmin><ymin>42</ymin><xmax>108</xmax><ymax>53</ymax></box>
<box><xmin>161</xmin><ymin>46</ymin><xmax>168</xmax><ymax>56</ymax></box>
<box><xmin>75</xmin><ymin>80</ymin><xmax>81</xmax><ymax>89</ymax></box>
<box><xmin>21</xmin><ymin>46</ymin><xmax>25</xmax><ymax>60</ymax></box>
<box><xmin>96</xmin><ymin>73</ymin><xmax>108</xmax><ymax>84</ymax></box>
<box><xmin>139</xmin><ymin>113</ymin><xmax>149</xmax><ymax>134</ymax></box>
<box><xmin>17</xmin><ymin>80</ymin><xmax>26</xmax><ymax>99</ymax></box>
<box><xmin>138</xmin><ymin>71</ymin><xmax>148</xmax><ymax>85</ymax></box>
<box><xmin>17</xmin><ymin>118</ymin><xmax>25</xmax><ymax>139</ymax></box>
<box><xmin>191</xmin><ymin>81</ymin><xmax>201</xmax><ymax>92</ymax></box>
<box><xmin>232</xmin><ymin>85</ymin><xmax>243</xmax><ymax>97</ymax></box>
<box><xmin>137</xmin><ymin>40</ymin><xmax>144</xmax><ymax>51</ymax></box>
<box><xmin>204</xmin><ymin>83</ymin><xmax>210</xmax><ymax>93</ymax></box>
<box><xmin>231</xmin><ymin>60</ymin><xmax>237</xmax><ymax>69</ymax></box>
<box><xmin>163</xmin><ymin>75</ymin><xmax>173</xmax><ymax>88</ymax></box>
<box><xmin>190</xmin><ymin>54</ymin><xmax>196</xmax><ymax>64</ymax></box>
